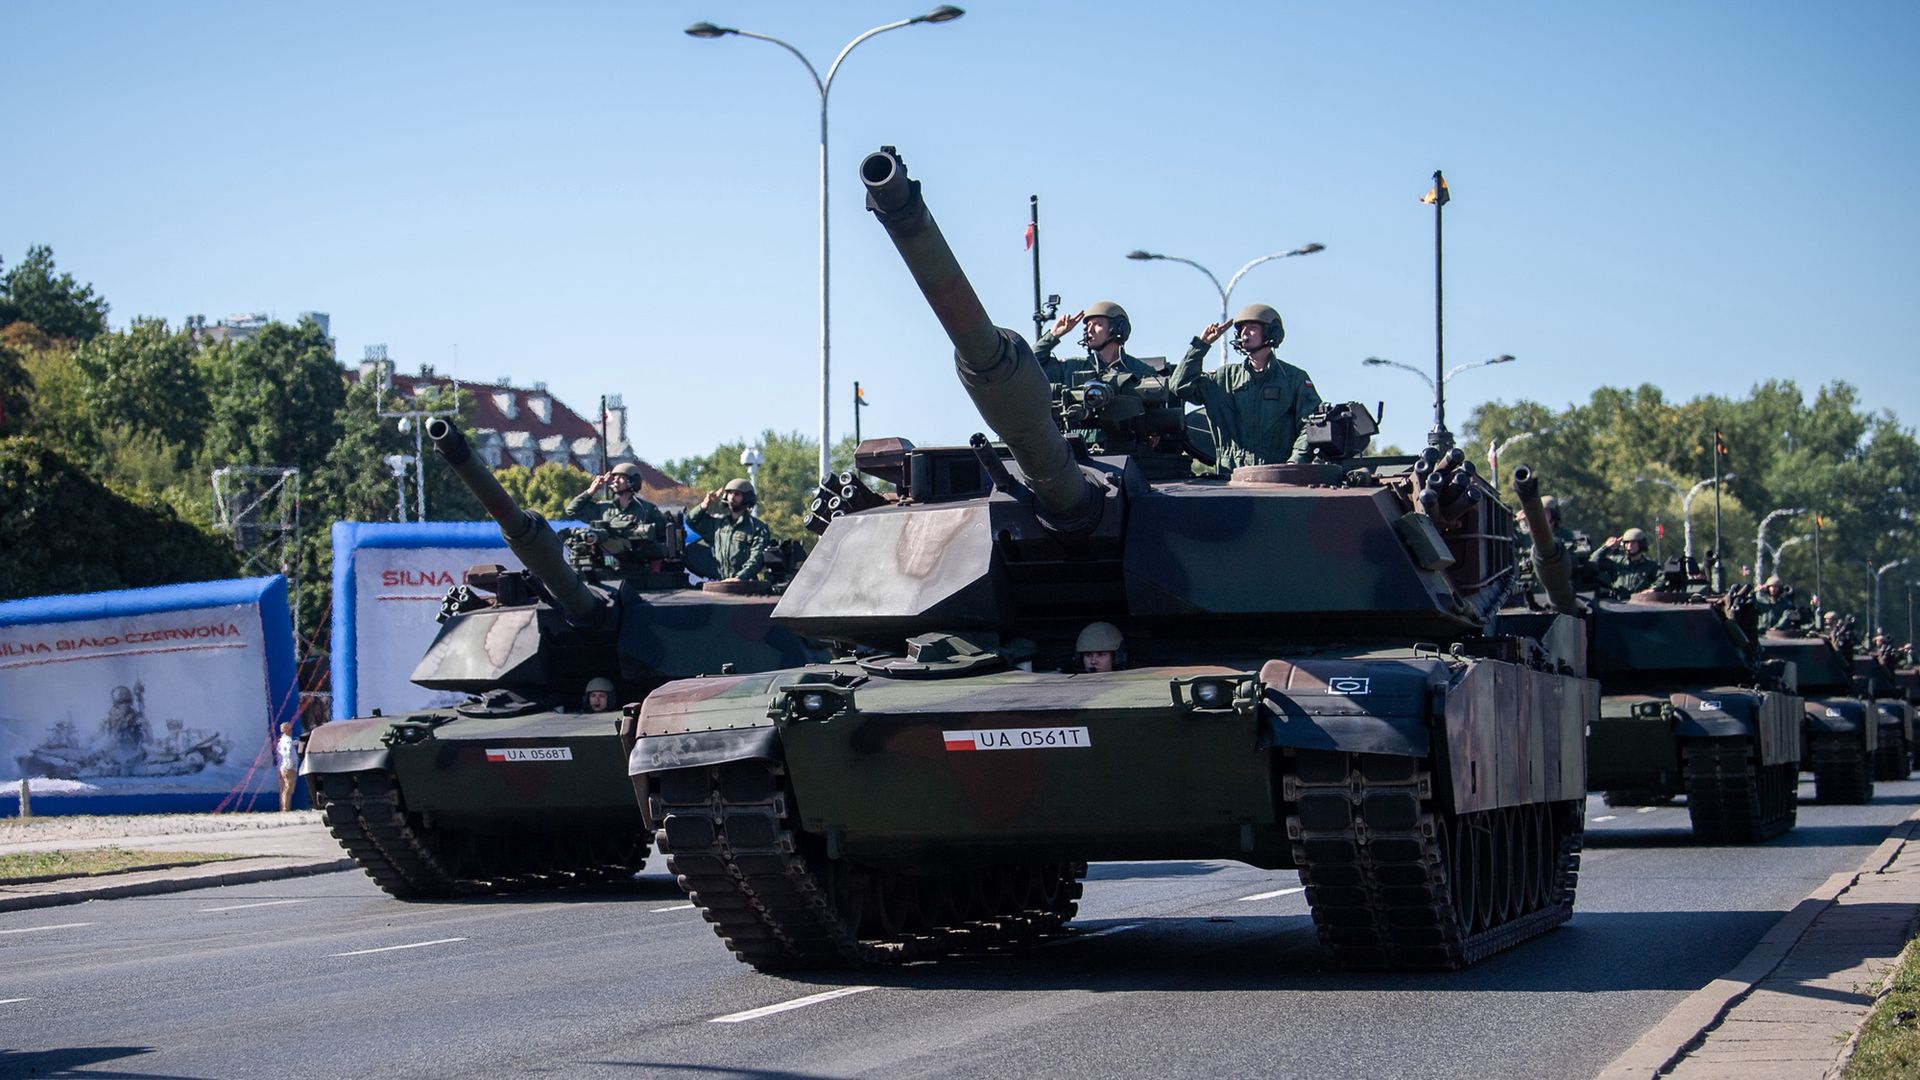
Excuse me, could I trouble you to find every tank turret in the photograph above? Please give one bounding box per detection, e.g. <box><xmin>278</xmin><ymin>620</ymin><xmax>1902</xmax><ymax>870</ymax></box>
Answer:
<box><xmin>428</xmin><ymin>417</ymin><xmax>609</xmax><ymax>627</ymax></box>
<box><xmin>1512</xmin><ymin>466</ymin><xmax>1582</xmax><ymax>617</ymax></box>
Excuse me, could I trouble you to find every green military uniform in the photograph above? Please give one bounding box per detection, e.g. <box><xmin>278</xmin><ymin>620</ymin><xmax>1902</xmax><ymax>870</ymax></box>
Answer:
<box><xmin>564</xmin><ymin>490</ymin><xmax>671</xmax><ymax>558</ymax></box>
<box><xmin>1034</xmin><ymin>331</ymin><xmax>1170</xmax><ymax>453</ymax></box>
<box><xmin>1754</xmin><ymin>591</ymin><xmax>1795</xmax><ymax>631</ymax></box>
<box><xmin>686</xmin><ymin>506</ymin><xmax>771</xmax><ymax>581</ymax></box>
<box><xmin>1169</xmin><ymin>338</ymin><xmax>1322</xmax><ymax>471</ymax></box>
<box><xmin>1594</xmin><ymin>549</ymin><xmax>1661</xmax><ymax>597</ymax></box>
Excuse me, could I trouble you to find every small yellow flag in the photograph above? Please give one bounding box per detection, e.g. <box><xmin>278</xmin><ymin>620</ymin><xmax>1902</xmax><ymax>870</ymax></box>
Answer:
<box><xmin>1421</xmin><ymin>170</ymin><xmax>1450</xmax><ymax>206</ymax></box>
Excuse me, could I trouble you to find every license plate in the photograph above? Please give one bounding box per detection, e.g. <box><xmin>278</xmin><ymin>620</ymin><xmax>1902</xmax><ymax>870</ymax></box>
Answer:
<box><xmin>484</xmin><ymin>747</ymin><xmax>573</xmax><ymax>762</ymax></box>
<box><xmin>942</xmin><ymin>727</ymin><xmax>1092</xmax><ymax>752</ymax></box>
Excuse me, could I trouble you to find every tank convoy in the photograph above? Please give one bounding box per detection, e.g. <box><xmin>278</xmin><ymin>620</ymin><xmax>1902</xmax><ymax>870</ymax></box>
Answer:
<box><xmin>1853</xmin><ymin>638</ymin><xmax>1913</xmax><ymax>781</ymax></box>
<box><xmin>1760</xmin><ymin>620</ymin><xmax>1877</xmax><ymax>803</ymax></box>
<box><xmin>303</xmin><ymin>419</ymin><xmax>822</xmax><ymax>898</ymax></box>
<box><xmin>1568</xmin><ymin>560</ymin><xmax>1802</xmax><ymax>841</ymax></box>
<box><xmin>628</xmin><ymin>146</ymin><xmax>1596</xmax><ymax>973</ymax></box>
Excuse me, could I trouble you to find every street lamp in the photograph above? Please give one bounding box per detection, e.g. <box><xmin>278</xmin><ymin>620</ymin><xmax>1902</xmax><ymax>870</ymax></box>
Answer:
<box><xmin>1871</xmin><ymin>557</ymin><xmax>1911</xmax><ymax>633</ymax></box>
<box><xmin>1767</xmin><ymin>533</ymin><xmax>1812</xmax><ymax>578</ymax></box>
<box><xmin>1364</xmin><ymin>354</ymin><xmax>1515</xmax><ymax>448</ymax></box>
<box><xmin>1125</xmin><ymin>243</ymin><xmax>1325</xmax><ymax>324</ymax></box>
<box><xmin>1636</xmin><ymin>474</ymin><xmax>1735</xmax><ymax>560</ymax></box>
<box><xmin>740</xmin><ymin>446</ymin><xmax>764</xmax><ymax>492</ymax></box>
<box><xmin>686</xmin><ymin>6</ymin><xmax>965</xmax><ymax>483</ymax></box>
<box><xmin>1488</xmin><ymin>428</ymin><xmax>1552</xmax><ymax>490</ymax></box>
<box><xmin>1754</xmin><ymin>507</ymin><xmax>1807</xmax><ymax>582</ymax></box>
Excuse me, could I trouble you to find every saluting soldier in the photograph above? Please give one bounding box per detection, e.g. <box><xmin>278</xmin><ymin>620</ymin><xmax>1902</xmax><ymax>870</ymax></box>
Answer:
<box><xmin>566</xmin><ymin>461</ymin><xmax>671</xmax><ymax>558</ymax></box>
<box><xmin>1593</xmin><ymin>527</ymin><xmax>1661</xmax><ymax>596</ymax></box>
<box><xmin>687</xmin><ymin>478</ymin><xmax>771</xmax><ymax>583</ymax></box>
<box><xmin>1170</xmin><ymin>303</ymin><xmax>1322</xmax><ymax>471</ymax></box>
<box><xmin>1035</xmin><ymin>300</ymin><xmax>1170</xmax><ymax>452</ymax></box>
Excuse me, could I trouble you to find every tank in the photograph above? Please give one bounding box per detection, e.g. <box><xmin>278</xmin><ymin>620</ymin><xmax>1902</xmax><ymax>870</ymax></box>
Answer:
<box><xmin>1853</xmin><ymin>645</ymin><xmax>1913</xmax><ymax>781</ymax></box>
<box><xmin>626</xmin><ymin>147</ymin><xmax>1597</xmax><ymax>972</ymax></box>
<box><xmin>1567</xmin><ymin>560</ymin><xmax>1803</xmax><ymax>841</ymax></box>
<box><xmin>1760</xmin><ymin>625</ymin><xmax>1877</xmax><ymax>803</ymax></box>
<box><xmin>302</xmin><ymin>420</ymin><xmax>824</xmax><ymax>897</ymax></box>
<box><xmin>1898</xmin><ymin>661</ymin><xmax>1920</xmax><ymax>770</ymax></box>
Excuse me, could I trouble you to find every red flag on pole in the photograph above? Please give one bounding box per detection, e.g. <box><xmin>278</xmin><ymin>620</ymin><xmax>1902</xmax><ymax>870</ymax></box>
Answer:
<box><xmin>1023</xmin><ymin>223</ymin><xmax>1035</xmax><ymax>251</ymax></box>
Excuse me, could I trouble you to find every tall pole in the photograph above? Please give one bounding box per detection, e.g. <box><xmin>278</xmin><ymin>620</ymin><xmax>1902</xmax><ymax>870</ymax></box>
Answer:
<box><xmin>1429</xmin><ymin>170</ymin><xmax>1449</xmax><ymax>450</ymax></box>
<box><xmin>1712</xmin><ymin>428</ymin><xmax>1725</xmax><ymax>590</ymax></box>
<box><xmin>853</xmin><ymin>381</ymin><xmax>863</xmax><ymax>446</ymax></box>
<box><xmin>1029</xmin><ymin>195</ymin><xmax>1043</xmax><ymax>345</ymax></box>
<box><xmin>1814</xmin><ymin>514</ymin><xmax>1825</xmax><ymax>610</ymax></box>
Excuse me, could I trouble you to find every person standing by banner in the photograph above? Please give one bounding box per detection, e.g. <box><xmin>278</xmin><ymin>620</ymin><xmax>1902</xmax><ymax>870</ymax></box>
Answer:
<box><xmin>276</xmin><ymin>722</ymin><xmax>301</xmax><ymax>812</ymax></box>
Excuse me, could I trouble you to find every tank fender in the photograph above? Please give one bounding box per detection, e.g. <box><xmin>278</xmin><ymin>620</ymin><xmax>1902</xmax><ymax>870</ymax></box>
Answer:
<box><xmin>1440</xmin><ymin>660</ymin><xmax>1592</xmax><ymax>813</ymax></box>
<box><xmin>628</xmin><ymin>670</ymin><xmax>797</xmax><ymax>777</ymax></box>
<box><xmin>1668</xmin><ymin>690</ymin><xmax>1762</xmax><ymax>741</ymax></box>
<box><xmin>629</xmin><ymin>726</ymin><xmax>781</xmax><ymax>774</ymax></box>
<box><xmin>300</xmin><ymin>748</ymin><xmax>392</xmax><ymax>775</ymax></box>
<box><xmin>1806</xmin><ymin>699</ymin><xmax>1867</xmax><ymax>734</ymax></box>
<box><xmin>299</xmin><ymin>715</ymin><xmax>398</xmax><ymax>775</ymax></box>
<box><xmin>1255</xmin><ymin>658</ymin><xmax>1437</xmax><ymax>758</ymax></box>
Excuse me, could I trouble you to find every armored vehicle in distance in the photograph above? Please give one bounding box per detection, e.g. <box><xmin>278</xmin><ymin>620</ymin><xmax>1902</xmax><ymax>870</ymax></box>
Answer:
<box><xmin>304</xmin><ymin>420</ymin><xmax>821</xmax><ymax>898</ymax></box>
<box><xmin>1761</xmin><ymin>626</ymin><xmax>1876</xmax><ymax>803</ymax></box>
<box><xmin>628</xmin><ymin>147</ymin><xmax>1596</xmax><ymax>973</ymax></box>
<box><xmin>1577</xmin><ymin>566</ymin><xmax>1801</xmax><ymax>841</ymax></box>
<box><xmin>1854</xmin><ymin>646</ymin><xmax>1913</xmax><ymax>781</ymax></box>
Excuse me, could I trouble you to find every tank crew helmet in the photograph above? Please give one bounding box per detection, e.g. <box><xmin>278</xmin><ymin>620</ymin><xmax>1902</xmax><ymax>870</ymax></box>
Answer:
<box><xmin>1230</xmin><ymin>303</ymin><xmax>1285</xmax><ymax>354</ymax></box>
<box><xmin>1079</xmin><ymin>300</ymin><xmax>1131</xmax><ymax>347</ymax></box>
<box><xmin>1075</xmin><ymin>621</ymin><xmax>1124</xmax><ymax>654</ymax></box>
<box><xmin>583</xmin><ymin>677</ymin><xmax>616</xmax><ymax>709</ymax></box>
<box><xmin>112</xmin><ymin>686</ymin><xmax>133</xmax><ymax>705</ymax></box>
<box><xmin>723</xmin><ymin>477</ymin><xmax>757</xmax><ymax>509</ymax></box>
<box><xmin>1764</xmin><ymin>574</ymin><xmax>1782</xmax><ymax>588</ymax></box>
<box><xmin>1620</xmin><ymin>527</ymin><xmax>1649</xmax><ymax>547</ymax></box>
<box><xmin>611</xmin><ymin>462</ymin><xmax>642</xmax><ymax>480</ymax></box>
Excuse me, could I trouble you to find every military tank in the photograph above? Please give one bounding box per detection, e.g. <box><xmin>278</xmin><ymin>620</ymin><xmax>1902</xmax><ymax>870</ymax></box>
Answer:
<box><xmin>1760</xmin><ymin>625</ymin><xmax>1876</xmax><ymax>803</ymax></box>
<box><xmin>1898</xmin><ymin>659</ymin><xmax>1920</xmax><ymax>770</ymax></box>
<box><xmin>1574</xmin><ymin>565</ymin><xmax>1802</xmax><ymax>841</ymax></box>
<box><xmin>626</xmin><ymin>146</ymin><xmax>1595</xmax><ymax>972</ymax></box>
<box><xmin>1854</xmin><ymin>645</ymin><xmax>1913</xmax><ymax>781</ymax></box>
<box><xmin>303</xmin><ymin>420</ymin><xmax>822</xmax><ymax>898</ymax></box>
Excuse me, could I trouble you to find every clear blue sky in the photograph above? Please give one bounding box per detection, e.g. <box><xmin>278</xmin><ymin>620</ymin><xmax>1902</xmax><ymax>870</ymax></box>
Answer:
<box><xmin>6</xmin><ymin>1</ymin><xmax>1916</xmax><ymax>463</ymax></box>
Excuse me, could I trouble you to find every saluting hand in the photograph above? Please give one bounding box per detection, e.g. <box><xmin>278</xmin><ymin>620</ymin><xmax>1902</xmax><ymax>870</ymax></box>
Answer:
<box><xmin>1050</xmin><ymin>311</ymin><xmax>1085</xmax><ymax>339</ymax></box>
<box><xmin>1198</xmin><ymin>321</ymin><xmax>1231</xmax><ymax>345</ymax></box>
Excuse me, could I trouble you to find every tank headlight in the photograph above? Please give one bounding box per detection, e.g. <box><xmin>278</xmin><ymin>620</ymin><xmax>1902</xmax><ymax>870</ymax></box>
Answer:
<box><xmin>1193</xmin><ymin>680</ymin><xmax>1228</xmax><ymax>708</ymax></box>
<box><xmin>774</xmin><ymin>682</ymin><xmax>852</xmax><ymax>722</ymax></box>
<box><xmin>800</xmin><ymin>692</ymin><xmax>828</xmax><ymax>715</ymax></box>
<box><xmin>1171</xmin><ymin>675</ymin><xmax>1255</xmax><ymax>715</ymax></box>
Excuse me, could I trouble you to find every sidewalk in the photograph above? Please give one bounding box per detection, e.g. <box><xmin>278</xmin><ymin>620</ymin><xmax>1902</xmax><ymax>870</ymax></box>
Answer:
<box><xmin>0</xmin><ymin>810</ymin><xmax>355</xmax><ymax>913</ymax></box>
<box><xmin>1599</xmin><ymin>808</ymin><xmax>1920</xmax><ymax>1079</ymax></box>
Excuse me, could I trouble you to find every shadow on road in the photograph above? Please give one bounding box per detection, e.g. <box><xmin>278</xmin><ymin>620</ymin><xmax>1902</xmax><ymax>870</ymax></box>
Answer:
<box><xmin>0</xmin><ymin>1045</ymin><xmax>189</xmax><ymax>1080</ymax></box>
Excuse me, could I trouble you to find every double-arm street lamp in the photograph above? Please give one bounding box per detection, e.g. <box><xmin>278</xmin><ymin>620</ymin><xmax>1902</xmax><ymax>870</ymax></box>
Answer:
<box><xmin>687</xmin><ymin>6</ymin><xmax>965</xmax><ymax>483</ymax></box>
<box><xmin>1633</xmin><ymin>474</ymin><xmax>1736</xmax><ymax>560</ymax></box>
<box><xmin>1489</xmin><ymin>428</ymin><xmax>1552</xmax><ymax>490</ymax></box>
<box><xmin>1364</xmin><ymin>353</ymin><xmax>1517</xmax><ymax>393</ymax></box>
<box><xmin>1125</xmin><ymin>244</ymin><xmax>1325</xmax><ymax>325</ymax></box>
<box><xmin>1871</xmin><ymin>557</ymin><xmax>1911</xmax><ymax>633</ymax></box>
<box><xmin>1754</xmin><ymin>507</ymin><xmax>1808</xmax><ymax>582</ymax></box>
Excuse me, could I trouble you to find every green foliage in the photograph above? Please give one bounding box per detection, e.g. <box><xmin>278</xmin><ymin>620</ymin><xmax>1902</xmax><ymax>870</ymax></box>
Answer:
<box><xmin>202</xmin><ymin>317</ymin><xmax>344</xmax><ymax>469</ymax></box>
<box><xmin>73</xmin><ymin>318</ymin><xmax>205</xmax><ymax>461</ymax></box>
<box><xmin>0</xmin><ymin>341</ymin><xmax>29</xmax><ymax>436</ymax></box>
<box><xmin>0</xmin><ymin>246</ymin><xmax>109</xmax><ymax>343</ymax></box>
<box><xmin>663</xmin><ymin>430</ymin><xmax>858</xmax><ymax>544</ymax></box>
<box><xmin>497</xmin><ymin>461</ymin><xmax>592</xmax><ymax>519</ymax></box>
<box><xmin>0</xmin><ymin>436</ymin><xmax>237</xmax><ymax>602</ymax></box>
<box><xmin>1464</xmin><ymin>379</ymin><xmax>1920</xmax><ymax>630</ymax></box>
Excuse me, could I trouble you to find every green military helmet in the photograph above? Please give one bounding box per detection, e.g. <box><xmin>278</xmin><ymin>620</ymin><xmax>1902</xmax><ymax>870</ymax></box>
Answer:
<box><xmin>584</xmin><ymin>676</ymin><xmax>616</xmax><ymax>696</ymax></box>
<box><xmin>723</xmin><ymin>477</ymin><xmax>758</xmax><ymax>508</ymax></box>
<box><xmin>1621</xmin><ymin>527</ymin><xmax>1649</xmax><ymax>544</ymax></box>
<box><xmin>1764</xmin><ymin>574</ymin><xmax>1782</xmax><ymax>588</ymax></box>
<box><xmin>1231</xmin><ymin>303</ymin><xmax>1285</xmax><ymax>349</ymax></box>
<box><xmin>611</xmin><ymin>462</ymin><xmax>642</xmax><ymax>480</ymax></box>
<box><xmin>1082</xmin><ymin>300</ymin><xmax>1131</xmax><ymax>343</ymax></box>
<box><xmin>1074</xmin><ymin>621</ymin><xmax>1124</xmax><ymax>653</ymax></box>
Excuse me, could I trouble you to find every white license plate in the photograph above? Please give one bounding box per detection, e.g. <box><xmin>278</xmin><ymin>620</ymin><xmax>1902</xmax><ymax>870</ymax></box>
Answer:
<box><xmin>484</xmin><ymin>747</ymin><xmax>573</xmax><ymax>762</ymax></box>
<box><xmin>942</xmin><ymin>727</ymin><xmax>1092</xmax><ymax>752</ymax></box>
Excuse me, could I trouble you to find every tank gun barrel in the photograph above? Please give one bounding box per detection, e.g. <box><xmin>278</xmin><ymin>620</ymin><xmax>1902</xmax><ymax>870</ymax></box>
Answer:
<box><xmin>861</xmin><ymin>147</ymin><xmax>1102</xmax><ymax>534</ymax></box>
<box><xmin>1512</xmin><ymin>466</ymin><xmax>1582</xmax><ymax>616</ymax></box>
<box><xmin>427</xmin><ymin>418</ymin><xmax>609</xmax><ymax>626</ymax></box>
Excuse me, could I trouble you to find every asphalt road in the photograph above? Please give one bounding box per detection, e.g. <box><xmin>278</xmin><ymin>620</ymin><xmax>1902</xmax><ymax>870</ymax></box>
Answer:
<box><xmin>3</xmin><ymin>780</ymin><xmax>1916</xmax><ymax>1080</ymax></box>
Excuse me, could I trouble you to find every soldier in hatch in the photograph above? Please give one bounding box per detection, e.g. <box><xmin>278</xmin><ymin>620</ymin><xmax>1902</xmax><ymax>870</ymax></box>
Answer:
<box><xmin>1754</xmin><ymin>575</ymin><xmax>1796</xmax><ymax>632</ymax></box>
<box><xmin>1075</xmin><ymin>621</ymin><xmax>1126</xmax><ymax>673</ymax></box>
<box><xmin>582</xmin><ymin>677</ymin><xmax>616</xmax><ymax>713</ymax></box>
<box><xmin>1035</xmin><ymin>300</ymin><xmax>1173</xmax><ymax>453</ymax></box>
<box><xmin>565</xmin><ymin>462</ymin><xmax>672</xmax><ymax>563</ymax></box>
<box><xmin>1171</xmin><ymin>303</ymin><xmax>1322</xmax><ymax>472</ymax></box>
<box><xmin>1593</xmin><ymin>528</ymin><xmax>1661</xmax><ymax>597</ymax></box>
<box><xmin>687</xmin><ymin>479</ymin><xmax>771</xmax><ymax>583</ymax></box>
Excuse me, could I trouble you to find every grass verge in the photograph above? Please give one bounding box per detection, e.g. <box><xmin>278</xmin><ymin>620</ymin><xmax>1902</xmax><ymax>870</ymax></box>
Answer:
<box><xmin>0</xmin><ymin>847</ymin><xmax>244</xmax><ymax>884</ymax></box>
<box><xmin>1846</xmin><ymin>938</ymin><xmax>1920</xmax><ymax>1079</ymax></box>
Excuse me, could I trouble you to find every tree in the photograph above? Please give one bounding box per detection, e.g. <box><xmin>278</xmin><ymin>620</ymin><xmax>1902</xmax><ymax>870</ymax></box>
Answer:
<box><xmin>663</xmin><ymin>430</ymin><xmax>858</xmax><ymax>544</ymax></box>
<box><xmin>202</xmin><ymin>317</ymin><xmax>344</xmax><ymax>470</ymax></box>
<box><xmin>0</xmin><ymin>246</ymin><xmax>109</xmax><ymax>342</ymax></box>
<box><xmin>0</xmin><ymin>342</ymin><xmax>28</xmax><ymax>436</ymax></box>
<box><xmin>497</xmin><ymin>461</ymin><xmax>592</xmax><ymax>519</ymax></box>
<box><xmin>73</xmin><ymin>318</ymin><xmax>207</xmax><ymax>464</ymax></box>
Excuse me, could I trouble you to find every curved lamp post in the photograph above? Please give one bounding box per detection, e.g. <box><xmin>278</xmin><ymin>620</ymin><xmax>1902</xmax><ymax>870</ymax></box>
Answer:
<box><xmin>1489</xmin><ymin>428</ymin><xmax>1552</xmax><ymax>490</ymax></box>
<box><xmin>687</xmin><ymin>6</ymin><xmax>965</xmax><ymax>482</ymax></box>
<box><xmin>1872</xmin><ymin>557</ymin><xmax>1911</xmax><ymax>633</ymax></box>
<box><xmin>1754</xmin><ymin>507</ymin><xmax>1808</xmax><ymax>582</ymax></box>
<box><xmin>1125</xmin><ymin>244</ymin><xmax>1324</xmax><ymax>325</ymax></box>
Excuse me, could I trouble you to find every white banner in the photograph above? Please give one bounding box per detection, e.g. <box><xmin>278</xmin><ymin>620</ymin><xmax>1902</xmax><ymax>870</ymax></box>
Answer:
<box><xmin>1</xmin><ymin>602</ymin><xmax>274</xmax><ymax>795</ymax></box>
<box><xmin>349</xmin><ymin>544</ymin><xmax>524</xmax><ymax>718</ymax></box>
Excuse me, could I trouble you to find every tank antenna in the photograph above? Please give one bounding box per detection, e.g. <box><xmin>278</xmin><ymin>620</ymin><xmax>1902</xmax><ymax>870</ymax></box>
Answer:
<box><xmin>1424</xmin><ymin>169</ymin><xmax>1451</xmax><ymax>450</ymax></box>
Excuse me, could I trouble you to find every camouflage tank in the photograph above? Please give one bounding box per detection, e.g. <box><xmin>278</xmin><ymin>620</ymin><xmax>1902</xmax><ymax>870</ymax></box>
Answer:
<box><xmin>1574</xmin><ymin>564</ymin><xmax>1802</xmax><ymax>841</ymax></box>
<box><xmin>1854</xmin><ymin>645</ymin><xmax>1913</xmax><ymax>781</ymax></box>
<box><xmin>1760</xmin><ymin>624</ymin><xmax>1876</xmax><ymax>803</ymax></box>
<box><xmin>303</xmin><ymin>420</ymin><xmax>823</xmax><ymax>898</ymax></box>
<box><xmin>1898</xmin><ymin>659</ymin><xmax>1920</xmax><ymax>771</ymax></box>
<box><xmin>626</xmin><ymin>147</ymin><xmax>1596</xmax><ymax>972</ymax></box>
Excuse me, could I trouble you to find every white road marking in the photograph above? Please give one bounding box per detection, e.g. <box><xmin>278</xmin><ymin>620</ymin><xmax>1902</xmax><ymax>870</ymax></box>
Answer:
<box><xmin>709</xmin><ymin>985</ymin><xmax>879</xmax><ymax>1023</ymax></box>
<box><xmin>1636</xmin><ymin>807</ymin><xmax>1658</xmax><ymax>814</ymax></box>
<box><xmin>650</xmin><ymin>903</ymin><xmax>696</xmax><ymax>913</ymax></box>
<box><xmin>1039</xmin><ymin>922</ymin><xmax>1143</xmax><ymax>949</ymax></box>
<box><xmin>0</xmin><ymin>998</ymin><xmax>30</xmax><ymax>1005</ymax></box>
<box><xmin>1592</xmin><ymin>815</ymin><xmax>1619</xmax><ymax>822</ymax></box>
<box><xmin>1237</xmin><ymin>887</ymin><xmax>1306</xmax><ymax>902</ymax></box>
<box><xmin>330</xmin><ymin>937</ymin><xmax>466</xmax><ymax>957</ymax></box>
<box><xmin>0</xmin><ymin>922</ymin><xmax>93</xmax><ymax>936</ymax></box>
<box><xmin>200</xmin><ymin>899</ymin><xmax>310</xmax><ymax>913</ymax></box>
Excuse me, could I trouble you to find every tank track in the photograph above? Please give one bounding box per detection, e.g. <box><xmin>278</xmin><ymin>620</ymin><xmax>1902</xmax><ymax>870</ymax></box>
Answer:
<box><xmin>1810</xmin><ymin>734</ymin><xmax>1874</xmax><ymax>804</ymax></box>
<box><xmin>1286</xmin><ymin>749</ymin><xmax>1582</xmax><ymax>969</ymax></box>
<box><xmin>652</xmin><ymin>760</ymin><xmax>1084</xmax><ymax>971</ymax></box>
<box><xmin>1681</xmin><ymin>739</ymin><xmax>1797</xmax><ymax>843</ymax></box>
<box><xmin>312</xmin><ymin>769</ymin><xmax>651</xmax><ymax>899</ymax></box>
<box><xmin>1873</xmin><ymin>727</ymin><xmax>1911</xmax><ymax>781</ymax></box>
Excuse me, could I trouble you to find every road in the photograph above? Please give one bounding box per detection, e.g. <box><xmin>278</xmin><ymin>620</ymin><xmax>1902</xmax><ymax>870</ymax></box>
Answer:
<box><xmin>3</xmin><ymin>780</ymin><xmax>1915</xmax><ymax>1080</ymax></box>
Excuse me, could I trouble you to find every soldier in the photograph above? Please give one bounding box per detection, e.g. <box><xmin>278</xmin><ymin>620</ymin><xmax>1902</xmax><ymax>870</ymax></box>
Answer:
<box><xmin>1754</xmin><ymin>575</ymin><xmax>1795</xmax><ymax>631</ymax></box>
<box><xmin>1170</xmin><ymin>303</ymin><xmax>1323</xmax><ymax>471</ymax></box>
<box><xmin>1035</xmin><ymin>301</ymin><xmax>1172</xmax><ymax>452</ymax></box>
<box><xmin>1594</xmin><ymin>528</ymin><xmax>1660</xmax><ymax>596</ymax></box>
<box><xmin>565</xmin><ymin>462</ymin><xmax>672</xmax><ymax>561</ymax></box>
<box><xmin>1075</xmin><ymin>621</ymin><xmax>1125</xmax><ymax>673</ymax></box>
<box><xmin>687</xmin><ymin>478</ymin><xmax>771</xmax><ymax>583</ymax></box>
<box><xmin>582</xmin><ymin>677</ymin><xmax>615</xmax><ymax>712</ymax></box>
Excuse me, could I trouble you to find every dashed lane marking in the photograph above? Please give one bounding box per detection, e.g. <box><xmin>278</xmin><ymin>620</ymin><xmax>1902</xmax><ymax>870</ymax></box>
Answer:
<box><xmin>1237</xmin><ymin>887</ymin><xmax>1306</xmax><ymax>902</ymax></box>
<box><xmin>330</xmin><ymin>937</ymin><xmax>467</xmax><ymax>957</ymax></box>
<box><xmin>710</xmin><ymin>985</ymin><xmax>880</xmax><ymax>1023</ymax></box>
<box><xmin>650</xmin><ymin>904</ymin><xmax>696</xmax><ymax>913</ymax></box>
<box><xmin>0</xmin><ymin>922</ymin><xmax>93</xmax><ymax>936</ymax></box>
<box><xmin>1636</xmin><ymin>807</ymin><xmax>1659</xmax><ymax>814</ymax></box>
<box><xmin>1593</xmin><ymin>815</ymin><xmax>1619</xmax><ymax>822</ymax></box>
<box><xmin>0</xmin><ymin>998</ymin><xmax>29</xmax><ymax>1005</ymax></box>
<box><xmin>201</xmin><ymin>899</ymin><xmax>311</xmax><ymax>913</ymax></box>
<box><xmin>1040</xmin><ymin>922</ymin><xmax>1143</xmax><ymax>948</ymax></box>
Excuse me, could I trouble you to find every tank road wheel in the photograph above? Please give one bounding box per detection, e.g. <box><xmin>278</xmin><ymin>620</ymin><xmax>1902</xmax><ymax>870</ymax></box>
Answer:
<box><xmin>650</xmin><ymin>760</ymin><xmax>1085</xmax><ymax>971</ymax></box>
<box><xmin>1683</xmin><ymin>739</ymin><xmax>1796</xmax><ymax>843</ymax></box>
<box><xmin>1287</xmin><ymin>749</ymin><xmax>1582</xmax><ymax>970</ymax></box>
<box><xmin>311</xmin><ymin>770</ymin><xmax>462</xmax><ymax>899</ymax></box>
<box><xmin>1811</xmin><ymin>734</ymin><xmax>1874</xmax><ymax>805</ymax></box>
<box><xmin>1874</xmin><ymin>727</ymin><xmax>1911</xmax><ymax>782</ymax></box>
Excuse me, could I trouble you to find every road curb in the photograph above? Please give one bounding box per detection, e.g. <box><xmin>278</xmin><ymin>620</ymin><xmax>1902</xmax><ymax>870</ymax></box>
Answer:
<box><xmin>0</xmin><ymin>857</ymin><xmax>358</xmax><ymax>913</ymax></box>
<box><xmin>1594</xmin><ymin>807</ymin><xmax>1920</xmax><ymax>1080</ymax></box>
